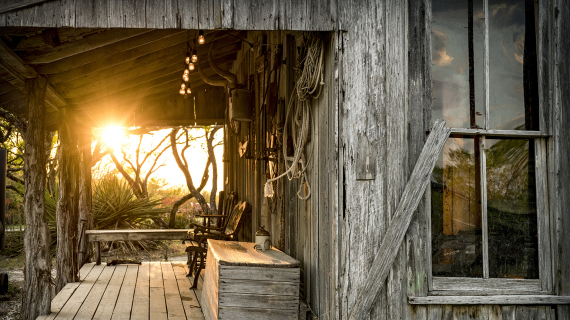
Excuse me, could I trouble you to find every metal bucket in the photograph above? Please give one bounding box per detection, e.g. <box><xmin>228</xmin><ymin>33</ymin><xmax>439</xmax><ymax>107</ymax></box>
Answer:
<box><xmin>230</xmin><ymin>89</ymin><xmax>254</xmax><ymax>122</ymax></box>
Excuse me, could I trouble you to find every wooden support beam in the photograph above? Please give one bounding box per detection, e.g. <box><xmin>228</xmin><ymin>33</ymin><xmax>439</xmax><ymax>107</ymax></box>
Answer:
<box><xmin>77</xmin><ymin>127</ymin><xmax>93</xmax><ymax>268</ymax></box>
<box><xmin>23</xmin><ymin>29</ymin><xmax>150</xmax><ymax>64</ymax></box>
<box><xmin>55</xmin><ymin>106</ymin><xmax>80</xmax><ymax>293</ymax></box>
<box><xmin>349</xmin><ymin>120</ymin><xmax>451</xmax><ymax>320</ymax></box>
<box><xmin>21</xmin><ymin>77</ymin><xmax>51</xmax><ymax>320</ymax></box>
<box><xmin>47</xmin><ymin>31</ymin><xmax>246</xmax><ymax>84</ymax></box>
<box><xmin>0</xmin><ymin>39</ymin><xmax>67</xmax><ymax>109</ymax></box>
<box><xmin>60</xmin><ymin>42</ymin><xmax>240</xmax><ymax>99</ymax></box>
<box><xmin>71</xmin><ymin>61</ymin><xmax>233</xmax><ymax>111</ymax></box>
<box><xmin>36</xmin><ymin>29</ymin><xmax>181</xmax><ymax>74</ymax></box>
<box><xmin>66</xmin><ymin>53</ymin><xmax>237</xmax><ymax>103</ymax></box>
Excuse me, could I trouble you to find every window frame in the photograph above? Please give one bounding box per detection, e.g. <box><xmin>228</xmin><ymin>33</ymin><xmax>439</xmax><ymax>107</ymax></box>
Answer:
<box><xmin>424</xmin><ymin>0</ymin><xmax>555</xmax><ymax>297</ymax></box>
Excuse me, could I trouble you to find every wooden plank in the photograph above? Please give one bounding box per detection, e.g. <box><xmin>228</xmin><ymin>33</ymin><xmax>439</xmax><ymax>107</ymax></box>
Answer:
<box><xmin>218</xmin><ymin>265</ymin><xmax>300</xmax><ymax>282</ymax></box>
<box><xmin>0</xmin><ymin>0</ymin><xmax>51</xmax><ymax>14</ymax></box>
<box><xmin>54</xmin><ymin>265</ymin><xmax>105</xmax><ymax>320</ymax></box>
<box><xmin>149</xmin><ymin>262</ymin><xmax>167</xmax><ymax>320</ymax></box>
<box><xmin>160</xmin><ymin>262</ymin><xmax>186</xmax><ymax>319</ymax></box>
<box><xmin>172</xmin><ymin>263</ymin><xmax>205</xmax><ymax>320</ymax></box>
<box><xmin>409</xmin><ymin>295</ymin><xmax>570</xmax><ymax>305</ymax></box>
<box><xmin>111</xmin><ymin>265</ymin><xmax>138</xmax><ymax>320</ymax></box>
<box><xmin>36</xmin><ymin>29</ymin><xmax>178</xmax><ymax>74</ymax></box>
<box><xmin>86</xmin><ymin>229</ymin><xmax>193</xmax><ymax>242</ymax></box>
<box><xmin>218</xmin><ymin>279</ymin><xmax>298</xmax><ymax>296</ymax></box>
<box><xmin>217</xmin><ymin>306</ymin><xmax>295</xmax><ymax>320</ymax></box>
<box><xmin>432</xmin><ymin>277</ymin><xmax>542</xmax><ymax>293</ymax></box>
<box><xmin>218</xmin><ymin>292</ymin><xmax>298</xmax><ymax>310</ymax></box>
<box><xmin>24</xmin><ymin>29</ymin><xmax>149</xmax><ymax>64</ymax></box>
<box><xmin>130</xmin><ymin>262</ymin><xmax>150</xmax><ymax>320</ymax></box>
<box><xmin>51</xmin><ymin>282</ymin><xmax>80</xmax><ymax>314</ymax></box>
<box><xmin>79</xmin><ymin>263</ymin><xmax>96</xmax><ymax>281</ymax></box>
<box><xmin>46</xmin><ymin>30</ymin><xmax>189</xmax><ymax>83</ymax></box>
<box><xmin>73</xmin><ymin>266</ymin><xmax>116</xmax><ymax>320</ymax></box>
<box><xmin>448</xmin><ymin>128</ymin><xmax>548</xmax><ymax>138</ymax></box>
<box><xmin>92</xmin><ymin>265</ymin><xmax>127</xmax><ymax>320</ymax></box>
<box><xmin>349</xmin><ymin>120</ymin><xmax>451</xmax><ymax>320</ymax></box>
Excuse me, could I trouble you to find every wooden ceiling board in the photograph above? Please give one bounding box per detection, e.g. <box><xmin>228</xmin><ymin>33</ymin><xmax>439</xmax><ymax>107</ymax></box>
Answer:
<box><xmin>62</xmin><ymin>47</ymin><xmax>239</xmax><ymax>101</ymax></box>
<box><xmin>45</xmin><ymin>30</ymin><xmax>245</xmax><ymax>84</ymax></box>
<box><xmin>35</xmin><ymin>29</ymin><xmax>182</xmax><ymax>74</ymax></box>
<box><xmin>53</xmin><ymin>38</ymin><xmax>241</xmax><ymax>95</ymax></box>
<box><xmin>11</xmin><ymin>28</ymin><xmax>103</xmax><ymax>52</ymax></box>
<box><xmin>23</xmin><ymin>28</ymin><xmax>150</xmax><ymax>64</ymax></box>
<box><xmin>71</xmin><ymin>61</ymin><xmax>233</xmax><ymax>112</ymax></box>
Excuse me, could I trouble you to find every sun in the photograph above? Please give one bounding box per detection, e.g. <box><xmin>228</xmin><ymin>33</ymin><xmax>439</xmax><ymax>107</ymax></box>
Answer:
<box><xmin>101</xmin><ymin>126</ymin><xmax>125</xmax><ymax>151</ymax></box>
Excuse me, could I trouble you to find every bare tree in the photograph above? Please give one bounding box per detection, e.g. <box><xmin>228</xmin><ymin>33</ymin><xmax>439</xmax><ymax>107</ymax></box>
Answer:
<box><xmin>168</xmin><ymin>126</ymin><xmax>221</xmax><ymax>228</ymax></box>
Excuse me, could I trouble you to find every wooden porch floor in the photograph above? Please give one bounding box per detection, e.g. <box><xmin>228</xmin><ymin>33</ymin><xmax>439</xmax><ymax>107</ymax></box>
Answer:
<box><xmin>36</xmin><ymin>262</ymin><xmax>205</xmax><ymax>320</ymax></box>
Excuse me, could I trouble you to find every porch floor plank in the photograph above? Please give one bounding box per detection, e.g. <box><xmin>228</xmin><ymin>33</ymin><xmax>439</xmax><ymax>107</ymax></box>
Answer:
<box><xmin>37</xmin><ymin>262</ymin><xmax>204</xmax><ymax>320</ymax></box>
<box><xmin>149</xmin><ymin>262</ymin><xmax>168</xmax><ymax>320</ymax></box>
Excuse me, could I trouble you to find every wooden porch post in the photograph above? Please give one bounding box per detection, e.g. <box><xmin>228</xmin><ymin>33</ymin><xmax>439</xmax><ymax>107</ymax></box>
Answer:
<box><xmin>55</xmin><ymin>106</ymin><xmax>80</xmax><ymax>293</ymax></box>
<box><xmin>21</xmin><ymin>77</ymin><xmax>51</xmax><ymax>320</ymax></box>
<box><xmin>77</xmin><ymin>127</ymin><xmax>93</xmax><ymax>268</ymax></box>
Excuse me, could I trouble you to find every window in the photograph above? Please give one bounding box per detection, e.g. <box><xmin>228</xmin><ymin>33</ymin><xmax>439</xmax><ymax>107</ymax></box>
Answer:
<box><xmin>429</xmin><ymin>0</ymin><xmax>551</xmax><ymax>294</ymax></box>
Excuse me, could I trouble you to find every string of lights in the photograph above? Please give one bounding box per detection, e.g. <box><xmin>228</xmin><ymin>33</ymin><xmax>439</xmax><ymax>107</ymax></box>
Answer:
<box><xmin>179</xmin><ymin>30</ymin><xmax>205</xmax><ymax>98</ymax></box>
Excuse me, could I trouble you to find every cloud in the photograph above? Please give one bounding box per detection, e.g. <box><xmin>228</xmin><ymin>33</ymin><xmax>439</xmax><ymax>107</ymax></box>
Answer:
<box><xmin>432</xmin><ymin>30</ymin><xmax>454</xmax><ymax>67</ymax></box>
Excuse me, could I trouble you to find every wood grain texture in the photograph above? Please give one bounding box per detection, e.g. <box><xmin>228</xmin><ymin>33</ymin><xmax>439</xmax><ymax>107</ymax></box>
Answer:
<box><xmin>0</xmin><ymin>0</ymin><xmax>338</xmax><ymax>30</ymax></box>
<box><xmin>349</xmin><ymin>121</ymin><xmax>451</xmax><ymax>320</ymax></box>
<box><xmin>410</xmin><ymin>295</ymin><xmax>570</xmax><ymax>305</ymax></box>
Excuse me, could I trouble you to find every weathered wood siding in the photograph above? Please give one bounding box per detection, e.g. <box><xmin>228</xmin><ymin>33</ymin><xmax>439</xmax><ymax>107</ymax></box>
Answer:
<box><xmin>0</xmin><ymin>0</ymin><xmax>337</xmax><ymax>31</ymax></box>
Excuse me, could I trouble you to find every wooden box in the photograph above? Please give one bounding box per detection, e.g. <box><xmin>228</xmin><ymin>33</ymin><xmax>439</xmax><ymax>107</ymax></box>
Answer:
<box><xmin>201</xmin><ymin>240</ymin><xmax>300</xmax><ymax>320</ymax></box>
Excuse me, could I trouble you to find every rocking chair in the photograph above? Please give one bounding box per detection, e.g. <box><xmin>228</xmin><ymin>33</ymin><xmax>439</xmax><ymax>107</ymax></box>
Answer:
<box><xmin>184</xmin><ymin>201</ymin><xmax>251</xmax><ymax>288</ymax></box>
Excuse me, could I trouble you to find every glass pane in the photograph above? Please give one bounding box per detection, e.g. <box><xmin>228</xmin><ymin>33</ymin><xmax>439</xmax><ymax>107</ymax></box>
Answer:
<box><xmin>486</xmin><ymin>138</ymin><xmax>538</xmax><ymax>279</ymax></box>
<box><xmin>488</xmin><ymin>0</ymin><xmax>539</xmax><ymax>130</ymax></box>
<box><xmin>432</xmin><ymin>0</ymin><xmax>485</xmax><ymax>129</ymax></box>
<box><xmin>432</xmin><ymin>137</ymin><xmax>483</xmax><ymax>277</ymax></box>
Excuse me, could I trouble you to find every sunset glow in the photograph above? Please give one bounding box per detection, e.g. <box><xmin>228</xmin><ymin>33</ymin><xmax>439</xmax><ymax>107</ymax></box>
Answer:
<box><xmin>101</xmin><ymin>126</ymin><xmax>125</xmax><ymax>151</ymax></box>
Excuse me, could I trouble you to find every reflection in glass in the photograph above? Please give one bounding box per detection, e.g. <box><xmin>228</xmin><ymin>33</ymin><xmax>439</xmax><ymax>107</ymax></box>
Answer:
<box><xmin>432</xmin><ymin>0</ymin><xmax>485</xmax><ymax>129</ymax></box>
<box><xmin>432</xmin><ymin>138</ymin><xmax>483</xmax><ymax>277</ymax></box>
<box><xmin>488</xmin><ymin>0</ymin><xmax>539</xmax><ymax>130</ymax></box>
<box><xmin>486</xmin><ymin>138</ymin><xmax>538</xmax><ymax>278</ymax></box>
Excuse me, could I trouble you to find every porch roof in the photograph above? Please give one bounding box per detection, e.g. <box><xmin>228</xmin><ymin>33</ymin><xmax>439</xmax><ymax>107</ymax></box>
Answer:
<box><xmin>0</xmin><ymin>27</ymin><xmax>244</xmax><ymax>129</ymax></box>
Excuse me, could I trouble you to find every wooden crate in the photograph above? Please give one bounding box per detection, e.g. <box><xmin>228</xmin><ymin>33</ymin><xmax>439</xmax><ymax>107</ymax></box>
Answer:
<box><xmin>201</xmin><ymin>239</ymin><xmax>301</xmax><ymax>320</ymax></box>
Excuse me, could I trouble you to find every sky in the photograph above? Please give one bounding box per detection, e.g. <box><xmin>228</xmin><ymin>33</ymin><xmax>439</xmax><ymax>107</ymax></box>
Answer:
<box><xmin>95</xmin><ymin>127</ymin><xmax>224</xmax><ymax>193</ymax></box>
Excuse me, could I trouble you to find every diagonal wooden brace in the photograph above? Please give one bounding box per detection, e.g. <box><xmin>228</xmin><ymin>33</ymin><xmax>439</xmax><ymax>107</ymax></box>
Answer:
<box><xmin>349</xmin><ymin>120</ymin><xmax>451</xmax><ymax>320</ymax></box>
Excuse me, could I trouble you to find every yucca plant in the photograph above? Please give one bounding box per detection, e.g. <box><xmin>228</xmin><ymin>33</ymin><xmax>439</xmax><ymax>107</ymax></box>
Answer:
<box><xmin>2</xmin><ymin>176</ymin><xmax>169</xmax><ymax>257</ymax></box>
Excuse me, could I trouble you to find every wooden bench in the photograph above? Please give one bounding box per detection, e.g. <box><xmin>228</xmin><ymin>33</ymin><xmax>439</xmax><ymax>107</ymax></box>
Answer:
<box><xmin>85</xmin><ymin>229</ymin><xmax>192</xmax><ymax>265</ymax></box>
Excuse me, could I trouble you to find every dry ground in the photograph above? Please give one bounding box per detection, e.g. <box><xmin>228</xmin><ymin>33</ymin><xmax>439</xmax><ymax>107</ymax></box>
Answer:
<box><xmin>0</xmin><ymin>241</ymin><xmax>187</xmax><ymax>320</ymax></box>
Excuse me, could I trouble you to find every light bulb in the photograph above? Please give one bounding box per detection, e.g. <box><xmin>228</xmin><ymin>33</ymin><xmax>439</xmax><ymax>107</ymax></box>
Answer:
<box><xmin>183</xmin><ymin>74</ymin><xmax>189</xmax><ymax>82</ymax></box>
<box><xmin>179</xmin><ymin>88</ymin><xmax>185</xmax><ymax>95</ymax></box>
<box><xmin>184</xmin><ymin>69</ymin><xmax>189</xmax><ymax>75</ymax></box>
<box><xmin>189</xmin><ymin>62</ymin><xmax>195</xmax><ymax>71</ymax></box>
<box><xmin>198</xmin><ymin>30</ymin><xmax>205</xmax><ymax>44</ymax></box>
<box><xmin>192</xmin><ymin>49</ymin><xmax>198</xmax><ymax>62</ymax></box>
<box><xmin>181</xmin><ymin>83</ymin><xmax>186</xmax><ymax>90</ymax></box>
<box><xmin>185</xmin><ymin>56</ymin><xmax>190</xmax><ymax>64</ymax></box>
<box><xmin>186</xmin><ymin>87</ymin><xmax>192</xmax><ymax>94</ymax></box>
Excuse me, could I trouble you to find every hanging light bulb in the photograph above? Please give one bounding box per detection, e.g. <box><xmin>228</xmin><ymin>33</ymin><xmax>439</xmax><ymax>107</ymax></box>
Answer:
<box><xmin>179</xmin><ymin>88</ymin><xmax>185</xmax><ymax>95</ymax></box>
<box><xmin>181</xmin><ymin>83</ymin><xmax>186</xmax><ymax>90</ymax></box>
<box><xmin>188</xmin><ymin>62</ymin><xmax>195</xmax><ymax>71</ymax></box>
<box><xmin>191</xmin><ymin>48</ymin><xmax>198</xmax><ymax>62</ymax></box>
<box><xmin>186</xmin><ymin>56</ymin><xmax>191</xmax><ymax>64</ymax></box>
<box><xmin>198</xmin><ymin>30</ymin><xmax>205</xmax><ymax>44</ymax></box>
<box><xmin>186</xmin><ymin>87</ymin><xmax>192</xmax><ymax>94</ymax></box>
<box><xmin>184</xmin><ymin>69</ymin><xmax>189</xmax><ymax>75</ymax></box>
<box><xmin>183</xmin><ymin>74</ymin><xmax>189</xmax><ymax>82</ymax></box>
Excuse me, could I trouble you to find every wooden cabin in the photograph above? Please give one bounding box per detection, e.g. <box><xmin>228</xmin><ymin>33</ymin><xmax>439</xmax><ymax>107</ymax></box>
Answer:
<box><xmin>0</xmin><ymin>0</ymin><xmax>569</xmax><ymax>319</ymax></box>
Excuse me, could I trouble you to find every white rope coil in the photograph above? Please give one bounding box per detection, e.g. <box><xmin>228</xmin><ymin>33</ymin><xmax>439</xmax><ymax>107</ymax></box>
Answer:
<box><xmin>265</xmin><ymin>33</ymin><xmax>324</xmax><ymax>199</ymax></box>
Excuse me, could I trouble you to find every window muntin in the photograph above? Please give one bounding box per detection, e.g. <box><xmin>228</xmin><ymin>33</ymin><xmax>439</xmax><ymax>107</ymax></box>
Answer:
<box><xmin>430</xmin><ymin>0</ymin><xmax>545</xmax><ymax>288</ymax></box>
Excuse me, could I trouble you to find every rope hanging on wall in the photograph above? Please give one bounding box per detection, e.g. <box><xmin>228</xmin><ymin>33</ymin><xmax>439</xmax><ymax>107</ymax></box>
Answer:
<box><xmin>265</xmin><ymin>33</ymin><xmax>324</xmax><ymax>199</ymax></box>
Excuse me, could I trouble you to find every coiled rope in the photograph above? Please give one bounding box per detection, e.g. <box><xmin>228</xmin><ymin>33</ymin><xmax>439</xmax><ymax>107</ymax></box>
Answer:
<box><xmin>265</xmin><ymin>33</ymin><xmax>324</xmax><ymax>199</ymax></box>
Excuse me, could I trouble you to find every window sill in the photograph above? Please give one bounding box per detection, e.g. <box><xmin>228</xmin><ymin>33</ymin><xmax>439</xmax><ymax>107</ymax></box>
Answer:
<box><xmin>409</xmin><ymin>295</ymin><xmax>570</xmax><ymax>305</ymax></box>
